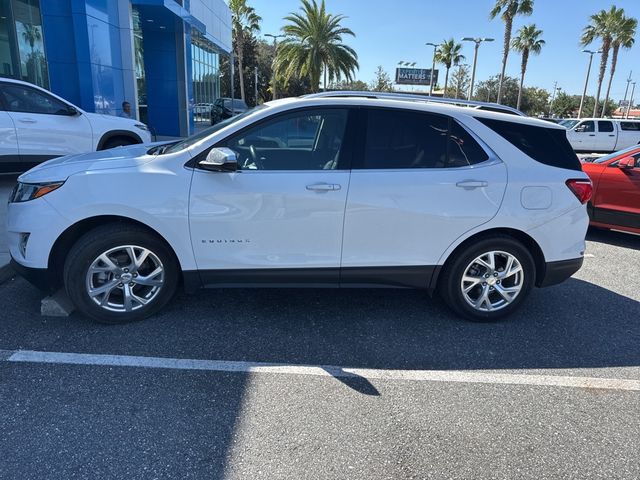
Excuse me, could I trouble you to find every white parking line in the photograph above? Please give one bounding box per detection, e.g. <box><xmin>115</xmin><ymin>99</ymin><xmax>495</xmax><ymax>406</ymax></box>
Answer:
<box><xmin>3</xmin><ymin>349</ymin><xmax>640</xmax><ymax>392</ymax></box>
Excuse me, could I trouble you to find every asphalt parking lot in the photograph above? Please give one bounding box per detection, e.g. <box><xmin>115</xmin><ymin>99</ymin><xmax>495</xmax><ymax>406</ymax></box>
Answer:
<box><xmin>0</xmin><ymin>221</ymin><xmax>639</xmax><ymax>478</ymax></box>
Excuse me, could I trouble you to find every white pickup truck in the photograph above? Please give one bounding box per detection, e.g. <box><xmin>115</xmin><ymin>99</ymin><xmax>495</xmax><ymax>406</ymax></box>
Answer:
<box><xmin>564</xmin><ymin>118</ymin><xmax>640</xmax><ymax>152</ymax></box>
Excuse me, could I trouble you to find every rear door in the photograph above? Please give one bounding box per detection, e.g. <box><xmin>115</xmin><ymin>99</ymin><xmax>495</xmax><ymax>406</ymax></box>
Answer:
<box><xmin>592</xmin><ymin>153</ymin><xmax>640</xmax><ymax>229</ymax></box>
<box><xmin>0</xmin><ymin>82</ymin><xmax>92</xmax><ymax>168</ymax></box>
<box><xmin>596</xmin><ymin>120</ymin><xmax>616</xmax><ymax>152</ymax></box>
<box><xmin>340</xmin><ymin>108</ymin><xmax>507</xmax><ymax>286</ymax></box>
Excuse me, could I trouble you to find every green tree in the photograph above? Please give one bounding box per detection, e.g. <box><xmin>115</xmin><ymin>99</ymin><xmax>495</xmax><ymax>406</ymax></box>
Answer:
<box><xmin>370</xmin><ymin>66</ymin><xmax>393</xmax><ymax>92</ymax></box>
<box><xmin>435</xmin><ymin>39</ymin><xmax>465</xmax><ymax>97</ymax></box>
<box><xmin>521</xmin><ymin>86</ymin><xmax>550</xmax><ymax>116</ymax></box>
<box><xmin>490</xmin><ymin>0</ymin><xmax>534</xmax><ymax>104</ymax></box>
<box><xmin>550</xmin><ymin>92</ymin><xmax>577</xmax><ymax>117</ymax></box>
<box><xmin>276</xmin><ymin>0</ymin><xmax>358</xmax><ymax>92</ymax></box>
<box><xmin>451</xmin><ymin>64</ymin><xmax>470</xmax><ymax>99</ymax></box>
<box><xmin>601</xmin><ymin>12</ymin><xmax>636</xmax><ymax>116</ymax></box>
<box><xmin>511</xmin><ymin>24</ymin><xmax>545</xmax><ymax>110</ymax></box>
<box><xmin>581</xmin><ymin>6</ymin><xmax>625</xmax><ymax>118</ymax></box>
<box><xmin>229</xmin><ymin>0</ymin><xmax>261</xmax><ymax>102</ymax></box>
<box><xmin>330</xmin><ymin>79</ymin><xmax>369</xmax><ymax>91</ymax></box>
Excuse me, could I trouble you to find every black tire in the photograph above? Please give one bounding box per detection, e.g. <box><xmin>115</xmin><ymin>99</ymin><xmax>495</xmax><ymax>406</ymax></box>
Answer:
<box><xmin>101</xmin><ymin>137</ymin><xmax>138</xmax><ymax>150</ymax></box>
<box><xmin>63</xmin><ymin>224</ymin><xmax>179</xmax><ymax>324</ymax></box>
<box><xmin>439</xmin><ymin>235</ymin><xmax>536</xmax><ymax>322</ymax></box>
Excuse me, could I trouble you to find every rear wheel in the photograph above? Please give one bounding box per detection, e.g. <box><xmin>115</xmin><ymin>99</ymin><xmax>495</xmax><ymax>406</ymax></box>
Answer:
<box><xmin>63</xmin><ymin>224</ymin><xmax>179</xmax><ymax>324</ymax></box>
<box><xmin>439</xmin><ymin>236</ymin><xmax>536</xmax><ymax>322</ymax></box>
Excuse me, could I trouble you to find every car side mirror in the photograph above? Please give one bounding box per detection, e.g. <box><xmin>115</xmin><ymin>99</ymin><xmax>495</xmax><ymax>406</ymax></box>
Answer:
<box><xmin>198</xmin><ymin>147</ymin><xmax>238</xmax><ymax>172</ymax></box>
<box><xmin>618</xmin><ymin>156</ymin><xmax>636</xmax><ymax>169</ymax></box>
<box><xmin>66</xmin><ymin>105</ymin><xmax>79</xmax><ymax>116</ymax></box>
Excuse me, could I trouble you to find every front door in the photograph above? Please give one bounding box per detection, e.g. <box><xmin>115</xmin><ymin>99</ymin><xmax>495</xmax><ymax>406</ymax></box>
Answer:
<box><xmin>189</xmin><ymin>108</ymin><xmax>353</xmax><ymax>284</ymax></box>
<box><xmin>341</xmin><ymin>109</ymin><xmax>507</xmax><ymax>287</ymax></box>
<box><xmin>0</xmin><ymin>82</ymin><xmax>92</xmax><ymax>168</ymax></box>
<box><xmin>569</xmin><ymin>120</ymin><xmax>597</xmax><ymax>151</ymax></box>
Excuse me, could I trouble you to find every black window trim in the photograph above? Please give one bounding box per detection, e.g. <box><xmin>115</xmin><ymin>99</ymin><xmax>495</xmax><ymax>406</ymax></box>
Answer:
<box><xmin>351</xmin><ymin>106</ymin><xmax>498</xmax><ymax>171</ymax></box>
<box><xmin>189</xmin><ymin>105</ymin><xmax>358</xmax><ymax>172</ymax></box>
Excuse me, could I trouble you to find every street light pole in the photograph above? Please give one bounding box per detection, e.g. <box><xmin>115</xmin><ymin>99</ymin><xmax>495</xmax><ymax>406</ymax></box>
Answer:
<box><xmin>549</xmin><ymin>82</ymin><xmax>560</xmax><ymax>117</ymax></box>
<box><xmin>462</xmin><ymin>37</ymin><xmax>494</xmax><ymax>101</ymax></box>
<box><xmin>425</xmin><ymin>42</ymin><xmax>438</xmax><ymax>96</ymax></box>
<box><xmin>621</xmin><ymin>71</ymin><xmax>632</xmax><ymax>116</ymax></box>
<box><xmin>578</xmin><ymin>49</ymin><xmax>600</xmax><ymax>119</ymax></box>
<box><xmin>626</xmin><ymin>81</ymin><xmax>636</xmax><ymax>119</ymax></box>
<box><xmin>265</xmin><ymin>33</ymin><xmax>286</xmax><ymax>100</ymax></box>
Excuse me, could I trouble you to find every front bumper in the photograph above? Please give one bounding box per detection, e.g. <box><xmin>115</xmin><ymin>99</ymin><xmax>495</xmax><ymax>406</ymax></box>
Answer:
<box><xmin>537</xmin><ymin>257</ymin><xmax>584</xmax><ymax>288</ymax></box>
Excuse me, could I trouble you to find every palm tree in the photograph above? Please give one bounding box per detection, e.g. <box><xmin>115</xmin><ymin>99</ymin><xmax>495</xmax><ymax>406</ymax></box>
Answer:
<box><xmin>276</xmin><ymin>0</ymin><xmax>358</xmax><ymax>93</ymax></box>
<box><xmin>601</xmin><ymin>13</ymin><xmax>637</xmax><ymax>117</ymax></box>
<box><xmin>435</xmin><ymin>39</ymin><xmax>465</xmax><ymax>97</ymax></box>
<box><xmin>229</xmin><ymin>0</ymin><xmax>261</xmax><ymax>102</ymax></box>
<box><xmin>490</xmin><ymin>0</ymin><xmax>534</xmax><ymax>105</ymax></box>
<box><xmin>581</xmin><ymin>6</ymin><xmax>624</xmax><ymax>118</ymax></box>
<box><xmin>511</xmin><ymin>24</ymin><xmax>544</xmax><ymax>110</ymax></box>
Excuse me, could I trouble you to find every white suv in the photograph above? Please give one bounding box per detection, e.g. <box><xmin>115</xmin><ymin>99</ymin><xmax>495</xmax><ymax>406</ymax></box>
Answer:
<box><xmin>0</xmin><ymin>78</ymin><xmax>152</xmax><ymax>174</ymax></box>
<box><xmin>6</xmin><ymin>93</ymin><xmax>592</xmax><ymax>323</ymax></box>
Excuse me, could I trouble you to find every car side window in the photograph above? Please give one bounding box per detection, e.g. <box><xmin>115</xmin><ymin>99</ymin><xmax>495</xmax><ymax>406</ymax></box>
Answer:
<box><xmin>1</xmin><ymin>84</ymin><xmax>70</xmax><ymax>115</ymax></box>
<box><xmin>598</xmin><ymin>121</ymin><xmax>614</xmax><ymax>132</ymax></box>
<box><xmin>361</xmin><ymin>109</ymin><xmax>488</xmax><ymax>169</ymax></box>
<box><xmin>621</xmin><ymin>122</ymin><xmax>640</xmax><ymax>131</ymax></box>
<box><xmin>223</xmin><ymin>108</ymin><xmax>349</xmax><ymax>171</ymax></box>
<box><xmin>574</xmin><ymin>121</ymin><xmax>595</xmax><ymax>133</ymax></box>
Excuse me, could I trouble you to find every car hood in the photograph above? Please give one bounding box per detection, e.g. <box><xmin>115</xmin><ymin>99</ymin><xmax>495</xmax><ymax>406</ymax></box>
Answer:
<box><xmin>18</xmin><ymin>143</ymin><xmax>158</xmax><ymax>184</ymax></box>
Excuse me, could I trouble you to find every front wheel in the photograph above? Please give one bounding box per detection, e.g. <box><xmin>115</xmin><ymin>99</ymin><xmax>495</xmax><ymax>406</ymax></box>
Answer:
<box><xmin>439</xmin><ymin>236</ymin><xmax>536</xmax><ymax>322</ymax></box>
<box><xmin>63</xmin><ymin>224</ymin><xmax>179</xmax><ymax>324</ymax></box>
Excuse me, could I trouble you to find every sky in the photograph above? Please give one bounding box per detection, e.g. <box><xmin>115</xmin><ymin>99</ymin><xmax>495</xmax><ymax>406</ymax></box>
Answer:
<box><xmin>249</xmin><ymin>0</ymin><xmax>640</xmax><ymax>100</ymax></box>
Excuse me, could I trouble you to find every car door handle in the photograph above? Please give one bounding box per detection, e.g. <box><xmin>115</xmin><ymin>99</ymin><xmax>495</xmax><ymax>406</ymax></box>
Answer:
<box><xmin>456</xmin><ymin>180</ymin><xmax>488</xmax><ymax>189</ymax></box>
<box><xmin>18</xmin><ymin>118</ymin><xmax>36</xmax><ymax>124</ymax></box>
<box><xmin>588</xmin><ymin>134</ymin><xmax>596</xmax><ymax>136</ymax></box>
<box><xmin>608</xmin><ymin>134</ymin><xmax>615</xmax><ymax>137</ymax></box>
<box><xmin>306</xmin><ymin>183</ymin><xmax>341</xmax><ymax>192</ymax></box>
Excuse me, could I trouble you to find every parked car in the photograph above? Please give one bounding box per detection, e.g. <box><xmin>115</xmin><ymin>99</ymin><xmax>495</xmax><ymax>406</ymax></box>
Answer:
<box><xmin>581</xmin><ymin>145</ymin><xmax>640</xmax><ymax>234</ymax></box>
<box><xmin>210</xmin><ymin>98</ymin><xmax>248</xmax><ymax>125</ymax></box>
<box><xmin>193</xmin><ymin>103</ymin><xmax>213</xmax><ymax>118</ymax></box>
<box><xmin>7</xmin><ymin>93</ymin><xmax>591</xmax><ymax>324</ymax></box>
<box><xmin>565</xmin><ymin>118</ymin><xmax>640</xmax><ymax>153</ymax></box>
<box><xmin>0</xmin><ymin>78</ymin><xmax>151</xmax><ymax>174</ymax></box>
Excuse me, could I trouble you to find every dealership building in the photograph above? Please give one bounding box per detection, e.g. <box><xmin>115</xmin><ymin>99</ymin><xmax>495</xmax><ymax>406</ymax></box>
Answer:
<box><xmin>0</xmin><ymin>0</ymin><xmax>232</xmax><ymax>136</ymax></box>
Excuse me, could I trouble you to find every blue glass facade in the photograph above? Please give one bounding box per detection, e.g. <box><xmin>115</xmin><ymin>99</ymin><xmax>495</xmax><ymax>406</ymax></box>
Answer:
<box><xmin>26</xmin><ymin>0</ymin><xmax>231</xmax><ymax>137</ymax></box>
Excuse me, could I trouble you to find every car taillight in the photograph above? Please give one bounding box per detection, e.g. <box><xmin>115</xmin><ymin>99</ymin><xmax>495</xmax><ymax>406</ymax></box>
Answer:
<box><xmin>566</xmin><ymin>179</ymin><xmax>593</xmax><ymax>204</ymax></box>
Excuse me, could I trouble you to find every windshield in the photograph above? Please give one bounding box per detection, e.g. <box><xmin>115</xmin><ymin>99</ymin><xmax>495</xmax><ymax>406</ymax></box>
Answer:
<box><xmin>593</xmin><ymin>145</ymin><xmax>639</xmax><ymax>163</ymax></box>
<box><xmin>226</xmin><ymin>99</ymin><xmax>248</xmax><ymax>109</ymax></box>
<box><xmin>559</xmin><ymin>119</ymin><xmax>578</xmax><ymax>129</ymax></box>
<box><xmin>162</xmin><ymin>105</ymin><xmax>264</xmax><ymax>155</ymax></box>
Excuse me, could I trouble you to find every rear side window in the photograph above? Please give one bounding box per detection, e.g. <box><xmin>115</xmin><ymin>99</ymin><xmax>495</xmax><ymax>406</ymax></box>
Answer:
<box><xmin>621</xmin><ymin>122</ymin><xmax>640</xmax><ymax>131</ymax></box>
<box><xmin>476</xmin><ymin>117</ymin><xmax>581</xmax><ymax>171</ymax></box>
<box><xmin>598</xmin><ymin>121</ymin><xmax>614</xmax><ymax>132</ymax></box>
<box><xmin>360</xmin><ymin>109</ymin><xmax>489</xmax><ymax>169</ymax></box>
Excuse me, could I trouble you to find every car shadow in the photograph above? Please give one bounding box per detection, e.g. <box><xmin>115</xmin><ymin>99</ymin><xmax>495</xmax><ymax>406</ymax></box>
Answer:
<box><xmin>587</xmin><ymin>227</ymin><xmax>640</xmax><ymax>249</ymax></box>
<box><xmin>1</xmin><ymin>276</ymin><xmax>638</xmax><ymax>373</ymax></box>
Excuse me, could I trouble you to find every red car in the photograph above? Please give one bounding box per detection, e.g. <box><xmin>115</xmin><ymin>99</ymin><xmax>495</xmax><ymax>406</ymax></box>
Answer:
<box><xmin>581</xmin><ymin>146</ymin><xmax>640</xmax><ymax>234</ymax></box>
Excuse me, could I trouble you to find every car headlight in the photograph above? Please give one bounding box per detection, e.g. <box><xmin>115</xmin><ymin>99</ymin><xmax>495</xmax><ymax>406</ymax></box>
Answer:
<box><xmin>134</xmin><ymin>123</ymin><xmax>149</xmax><ymax>131</ymax></box>
<box><xmin>10</xmin><ymin>181</ymin><xmax>64</xmax><ymax>203</ymax></box>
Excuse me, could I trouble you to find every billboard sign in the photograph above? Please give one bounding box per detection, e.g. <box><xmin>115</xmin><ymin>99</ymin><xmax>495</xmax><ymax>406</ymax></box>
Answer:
<box><xmin>395</xmin><ymin>68</ymin><xmax>439</xmax><ymax>86</ymax></box>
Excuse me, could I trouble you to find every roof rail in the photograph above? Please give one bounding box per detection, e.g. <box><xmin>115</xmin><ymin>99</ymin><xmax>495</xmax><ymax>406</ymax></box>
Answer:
<box><xmin>302</xmin><ymin>91</ymin><xmax>526</xmax><ymax>116</ymax></box>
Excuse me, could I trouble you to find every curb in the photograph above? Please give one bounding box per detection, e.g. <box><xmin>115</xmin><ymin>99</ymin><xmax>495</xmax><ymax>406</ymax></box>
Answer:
<box><xmin>0</xmin><ymin>262</ymin><xmax>14</xmax><ymax>286</ymax></box>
